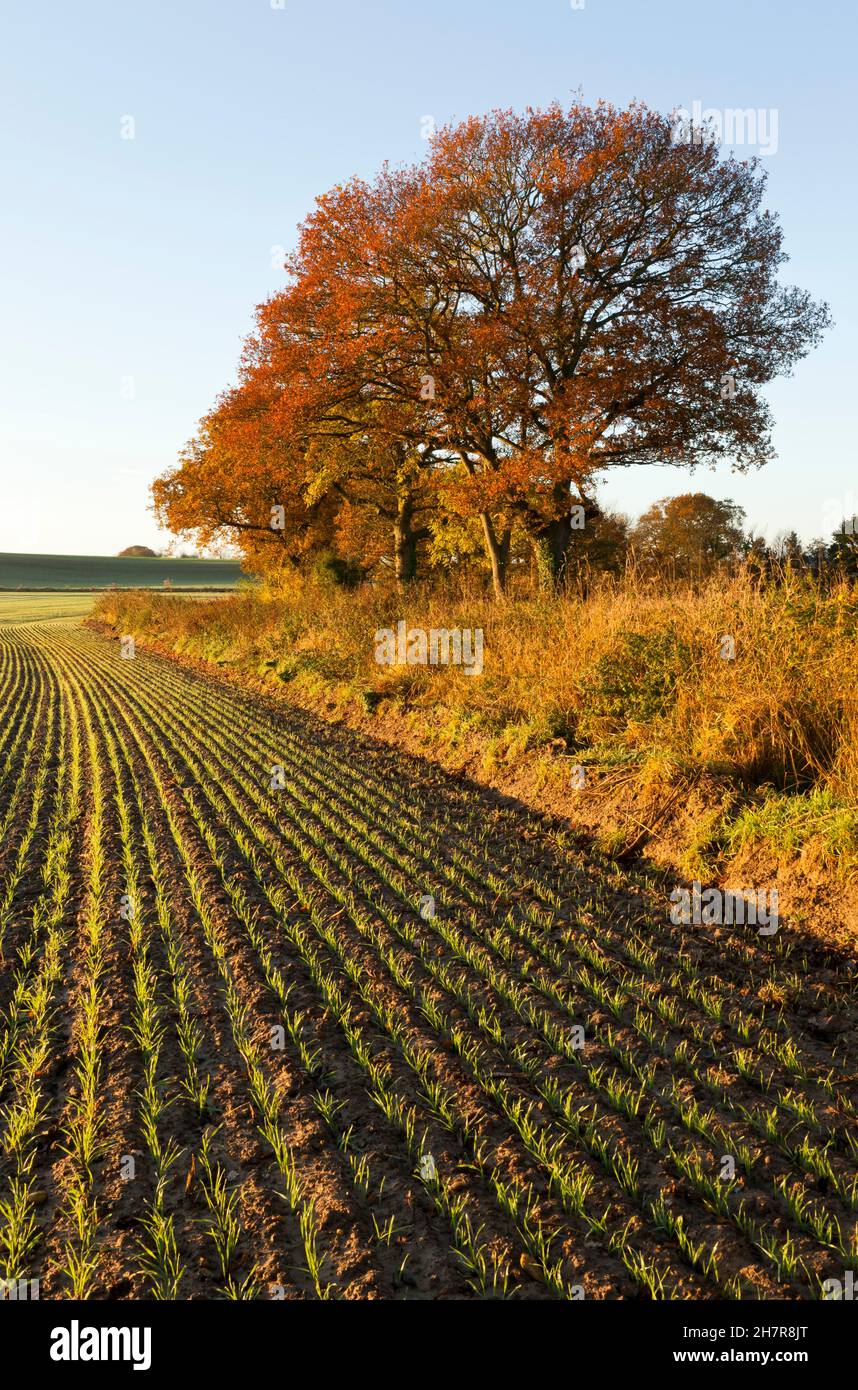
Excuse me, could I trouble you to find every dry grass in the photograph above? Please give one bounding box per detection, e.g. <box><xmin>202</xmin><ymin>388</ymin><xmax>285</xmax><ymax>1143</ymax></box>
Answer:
<box><xmin>92</xmin><ymin>567</ymin><xmax>858</xmax><ymax>878</ymax></box>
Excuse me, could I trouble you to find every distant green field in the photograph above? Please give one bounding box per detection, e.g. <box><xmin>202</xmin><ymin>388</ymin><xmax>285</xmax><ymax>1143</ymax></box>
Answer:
<box><xmin>0</xmin><ymin>593</ymin><xmax>97</xmax><ymax>624</ymax></box>
<box><xmin>0</xmin><ymin>551</ymin><xmax>244</xmax><ymax>590</ymax></box>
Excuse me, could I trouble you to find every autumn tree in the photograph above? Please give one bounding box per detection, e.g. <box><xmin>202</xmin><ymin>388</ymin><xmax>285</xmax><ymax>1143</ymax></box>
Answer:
<box><xmin>246</xmin><ymin>200</ymin><xmax>447</xmax><ymax>587</ymax></box>
<box><xmin>630</xmin><ymin>493</ymin><xmax>746</xmax><ymax>576</ymax></box>
<box><xmin>411</xmin><ymin>101</ymin><xmax>829</xmax><ymax>591</ymax></box>
<box><xmin>156</xmin><ymin>99</ymin><xmax>829</xmax><ymax>599</ymax></box>
<box><xmin>256</xmin><ymin>167</ymin><xmax>517</xmax><ymax>592</ymax></box>
<box><xmin>277</xmin><ymin>102</ymin><xmax>827</xmax><ymax>594</ymax></box>
<box><xmin>563</xmin><ymin>509</ymin><xmax>630</xmax><ymax>588</ymax></box>
<box><xmin>152</xmin><ymin>380</ymin><xmax>338</xmax><ymax>575</ymax></box>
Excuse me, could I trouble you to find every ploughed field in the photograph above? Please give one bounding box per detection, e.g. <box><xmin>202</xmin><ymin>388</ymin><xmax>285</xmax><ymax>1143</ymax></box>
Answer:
<box><xmin>1</xmin><ymin>616</ymin><xmax>856</xmax><ymax>1300</ymax></box>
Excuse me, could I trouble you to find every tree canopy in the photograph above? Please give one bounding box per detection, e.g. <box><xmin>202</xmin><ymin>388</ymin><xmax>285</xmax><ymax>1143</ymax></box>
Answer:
<box><xmin>153</xmin><ymin>100</ymin><xmax>830</xmax><ymax>596</ymax></box>
<box><xmin>631</xmin><ymin>493</ymin><xmax>747</xmax><ymax>575</ymax></box>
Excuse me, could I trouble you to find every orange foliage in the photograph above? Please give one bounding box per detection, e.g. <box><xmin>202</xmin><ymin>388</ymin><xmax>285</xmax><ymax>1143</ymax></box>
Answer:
<box><xmin>153</xmin><ymin>100</ymin><xmax>829</xmax><ymax>593</ymax></box>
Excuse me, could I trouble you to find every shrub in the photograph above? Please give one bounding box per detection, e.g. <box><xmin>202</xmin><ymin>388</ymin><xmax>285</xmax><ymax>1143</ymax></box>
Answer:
<box><xmin>313</xmin><ymin>552</ymin><xmax>365</xmax><ymax>590</ymax></box>
<box><xmin>578</xmin><ymin>628</ymin><xmax>691</xmax><ymax>732</ymax></box>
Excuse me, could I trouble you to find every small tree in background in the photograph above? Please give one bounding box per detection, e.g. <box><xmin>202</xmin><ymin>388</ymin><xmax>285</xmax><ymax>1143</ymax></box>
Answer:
<box><xmin>631</xmin><ymin>493</ymin><xmax>746</xmax><ymax>577</ymax></box>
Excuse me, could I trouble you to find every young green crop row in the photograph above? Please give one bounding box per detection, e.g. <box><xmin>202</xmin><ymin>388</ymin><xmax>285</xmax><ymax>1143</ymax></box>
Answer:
<box><xmin>0</xmin><ymin>618</ymin><xmax>855</xmax><ymax>1299</ymax></box>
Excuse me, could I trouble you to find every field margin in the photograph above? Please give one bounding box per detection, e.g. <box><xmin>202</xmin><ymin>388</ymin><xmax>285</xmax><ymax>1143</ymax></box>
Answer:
<box><xmin>86</xmin><ymin>614</ymin><xmax>858</xmax><ymax>950</ymax></box>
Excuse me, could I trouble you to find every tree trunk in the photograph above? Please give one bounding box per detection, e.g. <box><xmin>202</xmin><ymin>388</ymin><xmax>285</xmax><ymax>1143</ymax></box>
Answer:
<box><xmin>393</xmin><ymin>512</ymin><xmax>418</xmax><ymax>584</ymax></box>
<box><xmin>479</xmin><ymin>513</ymin><xmax>511</xmax><ymax>599</ymax></box>
<box><xmin>393</xmin><ymin>494</ymin><xmax>429</xmax><ymax>586</ymax></box>
<box><xmin>531</xmin><ymin>498</ymin><xmax>600</xmax><ymax>594</ymax></box>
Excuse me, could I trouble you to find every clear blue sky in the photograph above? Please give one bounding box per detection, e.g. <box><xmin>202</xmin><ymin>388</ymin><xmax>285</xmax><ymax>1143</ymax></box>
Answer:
<box><xmin>1</xmin><ymin>0</ymin><xmax>854</xmax><ymax>555</ymax></box>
